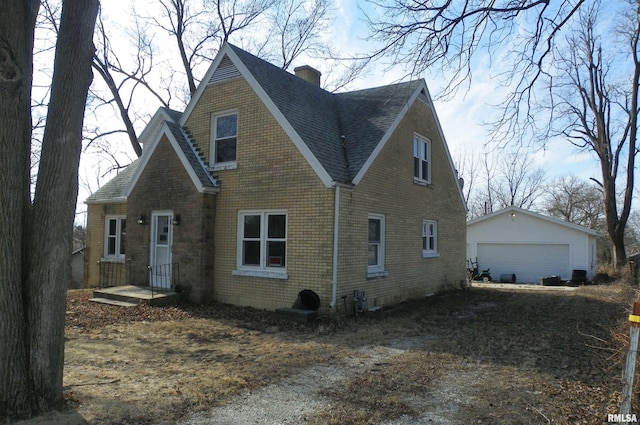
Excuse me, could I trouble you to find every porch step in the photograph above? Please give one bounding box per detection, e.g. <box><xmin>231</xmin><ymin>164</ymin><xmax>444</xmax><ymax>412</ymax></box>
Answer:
<box><xmin>92</xmin><ymin>285</ymin><xmax>181</xmax><ymax>307</ymax></box>
<box><xmin>89</xmin><ymin>297</ymin><xmax>138</xmax><ymax>307</ymax></box>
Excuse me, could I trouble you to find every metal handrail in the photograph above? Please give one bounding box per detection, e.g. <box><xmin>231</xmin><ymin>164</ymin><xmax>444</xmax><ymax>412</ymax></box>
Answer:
<box><xmin>97</xmin><ymin>259</ymin><xmax>128</xmax><ymax>289</ymax></box>
<box><xmin>147</xmin><ymin>263</ymin><xmax>179</xmax><ymax>296</ymax></box>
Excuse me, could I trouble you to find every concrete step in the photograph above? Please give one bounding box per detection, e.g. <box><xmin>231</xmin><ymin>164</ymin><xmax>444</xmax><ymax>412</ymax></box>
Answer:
<box><xmin>89</xmin><ymin>297</ymin><xmax>138</xmax><ymax>307</ymax></box>
<box><xmin>92</xmin><ymin>285</ymin><xmax>181</xmax><ymax>306</ymax></box>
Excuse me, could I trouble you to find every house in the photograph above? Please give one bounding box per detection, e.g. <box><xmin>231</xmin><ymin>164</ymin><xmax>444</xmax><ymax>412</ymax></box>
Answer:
<box><xmin>466</xmin><ymin>206</ymin><xmax>598</xmax><ymax>283</ymax></box>
<box><xmin>70</xmin><ymin>247</ymin><xmax>85</xmax><ymax>289</ymax></box>
<box><xmin>84</xmin><ymin>43</ymin><xmax>467</xmax><ymax>313</ymax></box>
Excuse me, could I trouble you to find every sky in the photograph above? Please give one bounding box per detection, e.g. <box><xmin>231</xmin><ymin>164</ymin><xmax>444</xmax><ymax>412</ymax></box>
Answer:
<box><xmin>70</xmin><ymin>0</ymin><xmax>609</xmax><ymax>224</ymax></box>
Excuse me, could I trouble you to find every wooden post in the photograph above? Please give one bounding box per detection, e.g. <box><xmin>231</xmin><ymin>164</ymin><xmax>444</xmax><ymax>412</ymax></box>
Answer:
<box><xmin>621</xmin><ymin>302</ymin><xmax>640</xmax><ymax>416</ymax></box>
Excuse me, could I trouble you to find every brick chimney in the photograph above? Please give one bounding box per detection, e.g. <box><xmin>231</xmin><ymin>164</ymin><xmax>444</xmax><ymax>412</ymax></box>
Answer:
<box><xmin>294</xmin><ymin>65</ymin><xmax>321</xmax><ymax>87</ymax></box>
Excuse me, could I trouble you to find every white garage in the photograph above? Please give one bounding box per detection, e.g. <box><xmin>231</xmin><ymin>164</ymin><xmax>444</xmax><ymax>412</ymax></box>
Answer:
<box><xmin>467</xmin><ymin>207</ymin><xmax>598</xmax><ymax>283</ymax></box>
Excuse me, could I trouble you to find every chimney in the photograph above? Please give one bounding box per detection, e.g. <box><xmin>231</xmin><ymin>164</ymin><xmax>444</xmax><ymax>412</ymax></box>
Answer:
<box><xmin>294</xmin><ymin>65</ymin><xmax>321</xmax><ymax>87</ymax></box>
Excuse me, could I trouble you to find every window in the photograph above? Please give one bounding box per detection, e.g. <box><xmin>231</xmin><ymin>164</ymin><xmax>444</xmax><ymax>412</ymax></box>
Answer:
<box><xmin>368</xmin><ymin>214</ymin><xmax>386</xmax><ymax>276</ymax></box>
<box><xmin>235</xmin><ymin>210</ymin><xmax>287</xmax><ymax>278</ymax></box>
<box><xmin>104</xmin><ymin>216</ymin><xmax>126</xmax><ymax>259</ymax></box>
<box><xmin>212</xmin><ymin>112</ymin><xmax>237</xmax><ymax>165</ymax></box>
<box><xmin>422</xmin><ymin>220</ymin><xmax>438</xmax><ymax>258</ymax></box>
<box><xmin>413</xmin><ymin>135</ymin><xmax>431</xmax><ymax>183</ymax></box>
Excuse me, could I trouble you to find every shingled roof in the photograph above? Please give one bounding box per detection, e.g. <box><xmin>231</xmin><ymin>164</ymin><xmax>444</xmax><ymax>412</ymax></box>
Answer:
<box><xmin>88</xmin><ymin>43</ymin><xmax>433</xmax><ymax>203</ymax></box>
<box><xmin>227</xmin><ymin>44</ymin><xmax>425</xmax><ymax>184</ymax></box>
<box><xmin>85</xmin><ymin>159</ymin><xmax>141</xmax><ymax>204</ymax></box>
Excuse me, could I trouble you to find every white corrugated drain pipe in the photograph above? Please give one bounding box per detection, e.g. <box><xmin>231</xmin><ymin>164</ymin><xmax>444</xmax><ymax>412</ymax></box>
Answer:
<box><xmin>330</xmin><ymin>185</ymin><xmax>340</xmax><ymax>308</ymax></box>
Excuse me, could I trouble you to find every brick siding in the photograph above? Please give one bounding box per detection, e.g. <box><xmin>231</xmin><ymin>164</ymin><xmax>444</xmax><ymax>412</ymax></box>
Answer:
<box><xmin>185</xmin><ymin>78</ymin><xmax>334</xmax><ymax>310</ymax></box>
<box><xmin>85</xmin><ymin>202</ymin><xmax>127</xmax><ymax>287</ymax></box>
<box><xmin>335</xmin><ymin>100</ymin><xmax>467</xmax><ymax>313</ymax></box>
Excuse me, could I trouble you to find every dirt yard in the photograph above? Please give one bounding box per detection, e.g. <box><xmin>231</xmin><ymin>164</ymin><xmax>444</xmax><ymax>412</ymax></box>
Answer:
<box><xmin>13</xmin><ymin>282</ymin><xmax>637</xmax><ymax>424</ymax></box>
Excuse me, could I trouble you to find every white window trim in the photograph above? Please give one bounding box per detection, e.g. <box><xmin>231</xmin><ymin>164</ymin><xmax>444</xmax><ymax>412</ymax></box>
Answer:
<box><xmin>103</xmin><ymin>215</ymin><xmax>126</xmax><ymax>260</ymax></box>
<box><xmin>234</xmin><ymin>210</ymin><xmax>288</xmax><ymax>280</ymax></box>
<box><xmin>422</xmin><ymin>219</ymin><xmax>439</xmax><ymax>258</ymax></box>
<box><xmin>413</xmin><ymin>134</ymin><xmax>431</xmax><ymax>184</ymax></box>
<box><xmin>210</xmin><ymin>110</ymin><xmax>238</xmax><ymax>169</ymax></box>
<box><xmin>367</xmin><ymin>213</ymin><xmax>387</xmax><ymax>278</ymax></box>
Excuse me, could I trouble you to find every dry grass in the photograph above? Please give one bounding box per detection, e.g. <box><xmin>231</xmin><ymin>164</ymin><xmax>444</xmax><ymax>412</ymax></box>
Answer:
<box><xmin>13</xmin><ymin>282</ymin><xmax>636</xmax><ymax>424</ymax></box>
<box><xmin>64</xmin><ymin>307</ymin><xmax>346</xmax><ymax>424</ymax></box>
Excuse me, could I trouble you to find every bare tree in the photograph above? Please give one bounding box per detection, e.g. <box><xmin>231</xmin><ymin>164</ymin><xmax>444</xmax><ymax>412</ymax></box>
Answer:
<box><xmin>152</xmin><ymin>0</ymin><xmax>215</xmax><ymax>94</ymax></box>
<box><xmin>492</xmin><ymin>150</ymin><xmax>545</xmax><ymax>210</ymax></box>
<box><xmin>546</xmin><ymin>3</ymin><xmax>639</xmax><ymax>267</ymax></box>
<box><xmin>91</xmin><ymin>10</ymin><xmax>175</xmax><ymax>157</ymax></box>
<box><xmin>453</xmin><ymin>147</ymin><xmax>478</xmax><ymax>206</ymax></box>
<box><xmin>266</xmin><ymin>0</ymin><xmax>331</xmax><ymax>70</ymax></box>
<box><xmin>364</xmin><ymin>0</ymin><xmax>585</xmax><ymax>111</ymax></box>
<box><xmin>366</xmin><ymin>0</ymin><xmax>639</xmax><ymax>267</ymax></box>
<box><xmin>463</xmin><ymin>148</ymin><xmax>544</xmax><ymax>218</ymax></box>
<box><xmin>149</xmin><ymin>0</ymin><xmax>273</xmax><ymax>95</ymax></box>
<box><xmin>542</xmin><ymin>175</ymin><xmax>603</xmax><ymax>229</ymax></box>
<box><xmin>0</xmin><ymin>0</ymin><xmax>99</xmax><ymax>419</ymax></box>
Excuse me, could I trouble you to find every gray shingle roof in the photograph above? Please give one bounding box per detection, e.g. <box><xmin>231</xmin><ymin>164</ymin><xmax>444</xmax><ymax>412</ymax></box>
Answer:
<box><xmin>336</xmin><ymin>81</ymin><xmax>423</xmax><ymax>179</ymax></box>
<box><xmin>85</xmin><ymin>158</ymin><xmax>141</xmax><ymax>203</ymax></box>
<box><xmin>165</xmin><ymin>120</ymin><xmax>218</xmax><ymax>189</ymax></box>
<box><xmin>229</xmin><ymin>44</ymin><xmax>422</xmax><ymax>183</ymax></box>
<box><xmin>89</xmin><ymin>45</ymin><xmax>424</xmax><ymax>203</ymax></box>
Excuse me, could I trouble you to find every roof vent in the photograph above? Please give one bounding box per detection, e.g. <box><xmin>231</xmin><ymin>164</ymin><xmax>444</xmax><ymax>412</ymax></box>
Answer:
<box><xmin>294</xmin><ymin>65</ymin><xmax>321</xmax><ymax>87</ymax></box>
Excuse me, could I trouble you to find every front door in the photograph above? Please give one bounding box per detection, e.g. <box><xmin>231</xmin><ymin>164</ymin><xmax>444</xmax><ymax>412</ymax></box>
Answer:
<box><xmin>150</xmin><ymin>212</ymin><xmax>173</xmax><ymax>288</ymax></box>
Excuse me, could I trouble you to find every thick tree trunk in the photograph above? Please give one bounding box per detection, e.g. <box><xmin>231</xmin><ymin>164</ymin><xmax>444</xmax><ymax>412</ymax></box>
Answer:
<box><xmin>0</xmin><ymin>0</ymin><xmax>98</xmax><ymax>419</ymax></box>
<box><xmin>0</xmin><ymin>0</ymin><xmax>39</xmax><ymax>418</ymax></box>
<box><xmin>26</xmin><ymin>0</ymin><xmax>99</xmax><ymax>412</ymax></box>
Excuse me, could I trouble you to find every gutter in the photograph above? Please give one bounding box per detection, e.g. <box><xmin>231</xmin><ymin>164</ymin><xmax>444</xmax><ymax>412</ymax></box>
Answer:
<box><xmin>330</xmin><ymin>185</ymin><xmax>340</xmax><ymax>308</ymax></box>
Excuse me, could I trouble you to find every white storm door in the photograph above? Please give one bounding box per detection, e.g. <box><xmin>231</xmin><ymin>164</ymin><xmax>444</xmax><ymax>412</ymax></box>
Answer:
<box><xmin>150</xmin><ymin>212</ymin><xmax>173</xmax><ymax>288</ymax></box>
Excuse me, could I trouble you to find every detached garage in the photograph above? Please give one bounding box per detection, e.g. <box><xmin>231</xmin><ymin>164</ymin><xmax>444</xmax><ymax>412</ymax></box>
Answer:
<box><xmin>467</xmin><ymin>206</ymin><xmax>598</xmax><ymax>283</ymax></box>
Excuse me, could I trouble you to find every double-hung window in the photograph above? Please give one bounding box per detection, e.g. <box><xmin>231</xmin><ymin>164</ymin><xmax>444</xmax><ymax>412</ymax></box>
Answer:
<box><xmin>422</xmin><ymin>220</ymin><xmax>438</xmax><ymax>258</ymax></box>
<box><xmin>368</xmin><ymin>214</ymin><xmax>386</xmax><ymax>277</ymax></box>
<box><xmin>413</xmin><ymin>134</ymin><xmax>431</xmax><ymax>183</ymax></box>
<box><xmin>235</xmin><ymin>210</ymin><xmax>288</xmax><ymax>279</ymax></box>
<box><xmin>104</xmin><ymin>216</ymin><xmax>126</xmax><ymax>259</ymax></box>
<box><xmin>212</xmin><ymin>111</ymin><xmax>237</xmax><ymax>167</ymax></box>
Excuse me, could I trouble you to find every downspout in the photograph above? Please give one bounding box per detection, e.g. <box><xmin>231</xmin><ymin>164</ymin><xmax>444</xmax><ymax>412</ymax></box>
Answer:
<box><xmin>330</xmin><ymin>184</ymin><xmax>340</xmax><ymax>308</ymax></box>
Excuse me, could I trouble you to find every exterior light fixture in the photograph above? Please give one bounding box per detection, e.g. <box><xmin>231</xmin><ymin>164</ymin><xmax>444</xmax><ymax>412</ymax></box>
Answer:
<box><xmin>137</xmin><ymin>214</ymin><xmax>146</xmax><ymax>225</ymax></box>
<box><xmin>172</xmin><ymin>214</ymin><xmax>181</xmax><ymax>226</ymax></box>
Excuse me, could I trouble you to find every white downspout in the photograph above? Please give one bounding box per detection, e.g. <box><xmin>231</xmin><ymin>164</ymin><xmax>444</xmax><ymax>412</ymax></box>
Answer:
<box><xmin>330</xmin><ymin>185</ymin><xmax>340</xmax><ymax>308</ymax></box>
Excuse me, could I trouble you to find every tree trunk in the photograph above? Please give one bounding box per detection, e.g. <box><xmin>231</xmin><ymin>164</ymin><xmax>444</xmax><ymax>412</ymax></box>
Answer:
<box><xmin>0</xmin><ymin>0</ymin><xmax>40</xmax><ymax>418</ymax></box>
<box><xmin>0</xmin><ymin>0</ymin><xmax>99</xmax><ymax>419</ymax></box>
<box><xmin>26</xmin><ymin>0</ymin><xmax>99</xmax><ymax>412</ymax></box>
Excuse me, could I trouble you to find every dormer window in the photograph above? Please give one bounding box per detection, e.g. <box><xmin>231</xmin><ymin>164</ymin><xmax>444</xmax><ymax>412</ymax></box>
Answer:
<box><xmin>211</xmin><ymin>111</ymin><xmax>237</xmax><ymax>168</ymax></box>
<box><xmin>413</xmin><ymin>134</ymin><xmax>431</xmax><ymax>184</ymax></box>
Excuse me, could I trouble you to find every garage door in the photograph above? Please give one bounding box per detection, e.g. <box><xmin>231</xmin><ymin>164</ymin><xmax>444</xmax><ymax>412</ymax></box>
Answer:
<box><xmin>477</xmin><ymin>243</ymin><xmax>570</xmax><ymax>283</ymax></box>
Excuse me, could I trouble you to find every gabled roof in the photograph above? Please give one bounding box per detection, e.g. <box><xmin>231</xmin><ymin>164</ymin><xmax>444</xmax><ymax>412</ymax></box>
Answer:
<box><xmin>124</xmin><ymin>119</ymin><xmax>219</xmax><ymax>197</ymax></box>
<box><xmin>182</xmin><ymin>43</ymin><xmax>458</xmax><ymax>190</ymax></box>
<box><xmin>89</xmin><ymin>43</ymin><xmax>464</xmax><ymax>203</ymax></box>
<box><xmin>86</xmin><ymin>107</ymin><xmax>219</xmax><ymax>204</ymax></box>
<box><xmin>467</xmin><ymin>206</ymin><xmax>600</xmax><ymax>236</ymax></box>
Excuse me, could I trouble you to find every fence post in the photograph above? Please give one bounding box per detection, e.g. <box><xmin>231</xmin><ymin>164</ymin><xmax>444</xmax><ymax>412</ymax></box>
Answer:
<box><xmin>621</xmin><ymin>302</ymin><xmax>640</xmax><ymax>417</ymax></box>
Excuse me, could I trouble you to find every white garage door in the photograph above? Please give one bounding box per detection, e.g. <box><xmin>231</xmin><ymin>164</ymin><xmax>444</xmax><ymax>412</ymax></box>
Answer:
<box><xmin>477</xmin><ymin>243</ymin><xmax>571</xmax><ymax>283</ymax></box>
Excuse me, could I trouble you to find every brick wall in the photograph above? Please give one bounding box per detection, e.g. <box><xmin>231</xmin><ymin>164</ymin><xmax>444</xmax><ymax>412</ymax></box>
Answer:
<box><xmin>185</xmin><ymin>78</ymin><xmax>335</xmax><ymax>310</ymax></box>
<box><xmin>127</xmin><ymin>134</ymin><xmax>217</xmax><ymax>303</ymax></box>
<box><xmin>85</xmin><ymin>202</ymin><xmax>127</xmax><ymax>287</ymax></box>
<box><xmin>88</xmin><ymin>75</ymin><xmax>465</xmax><ymax>311</ymax></box>
<box><xmin>335</xmin><ymin>99</ymin><xmax>467</xmax><ymax>313</ymax></box>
